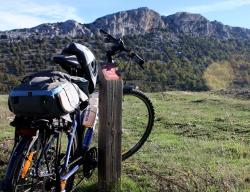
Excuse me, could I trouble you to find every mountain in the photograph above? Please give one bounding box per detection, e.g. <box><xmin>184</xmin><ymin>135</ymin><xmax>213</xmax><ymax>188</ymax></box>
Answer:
<box><xmin>0</xmin><ymin>20</ymin><xmax>92</xmax><ymax>40</ymax></box>
<box><xmin>163</xmin><ymin>12</ymin><xmax>250</xmax><ymax>39</ymax></box>
<box><xmin>0</xmin><ymin>7</ymin><xmax>250</xmax><ymax>93</ymax></box>
<box><xmin>87</xmin><ymin>7</ymin><xmax>166</xmax><ymax>36</ymax></box>
<box><xmin>1</xmin><ymin>7</ymin><xmax>250</xmax><ymax>40</ymax></box>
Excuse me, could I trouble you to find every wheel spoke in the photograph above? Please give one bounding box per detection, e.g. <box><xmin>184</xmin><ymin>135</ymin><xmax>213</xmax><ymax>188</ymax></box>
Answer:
<box><xmin>7</xmin><ymin>125</ymin><xmax>78</xmax><ymax>191</ymax></box>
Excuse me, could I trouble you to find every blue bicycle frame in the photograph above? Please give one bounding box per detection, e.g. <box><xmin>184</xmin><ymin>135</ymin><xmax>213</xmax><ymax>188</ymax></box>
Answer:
<box><xmin>36</xmin><ymin>107</ymin><xmax>98</xmax><ymax>191</ymax></box>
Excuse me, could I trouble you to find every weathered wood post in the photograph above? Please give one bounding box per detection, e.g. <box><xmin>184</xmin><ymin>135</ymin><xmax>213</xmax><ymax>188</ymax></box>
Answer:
<box><xmin>98</xmin><ymin>63</ymin><xmax>122</xmax><ymax>192</ymax></box>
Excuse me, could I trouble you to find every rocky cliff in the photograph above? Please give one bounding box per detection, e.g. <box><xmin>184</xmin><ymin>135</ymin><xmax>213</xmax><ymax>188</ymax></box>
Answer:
<box><xmin>1</xmin><ymin>7</ymin><xmax>250</xmax><ymax>40</ymax></box>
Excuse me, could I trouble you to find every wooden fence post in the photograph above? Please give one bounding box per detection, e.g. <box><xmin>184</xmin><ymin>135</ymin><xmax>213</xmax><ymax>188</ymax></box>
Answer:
<box><xmin>98</xmin><ymin>63</ymin><xmax>123</xmax><ymax>192</ymax></box>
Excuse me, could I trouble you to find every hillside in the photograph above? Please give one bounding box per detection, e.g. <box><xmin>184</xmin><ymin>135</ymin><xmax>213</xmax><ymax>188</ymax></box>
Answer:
<box><xmin>0</xmin><ymin>7</ymin><xmax>250</xmax><ymax>93</ymax></box>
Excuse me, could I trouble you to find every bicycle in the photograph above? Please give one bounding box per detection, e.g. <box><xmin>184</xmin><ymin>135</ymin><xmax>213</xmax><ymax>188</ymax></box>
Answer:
<box><xmin>1</xmin><ymin>29</ymin><xmax>154</xmax><ymax>192</ymax></box>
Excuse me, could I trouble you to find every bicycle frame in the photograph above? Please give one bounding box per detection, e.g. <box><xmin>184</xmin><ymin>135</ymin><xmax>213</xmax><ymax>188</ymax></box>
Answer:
<box><xmin>59</xmin><ymin>108</ymin><xmax>98</xmax><ymax>191</ymax></box>
<box><xmin>24</xmin><ymin>106</ymin><xmax>98</xmax><ymax>191</ymax></box>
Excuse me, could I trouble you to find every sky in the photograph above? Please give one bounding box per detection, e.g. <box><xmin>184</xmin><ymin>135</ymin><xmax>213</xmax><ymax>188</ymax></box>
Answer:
<box><xmin>0</xmin><ymin>0</ymin><xmax>250</xmax><ymax>31</ymax></box>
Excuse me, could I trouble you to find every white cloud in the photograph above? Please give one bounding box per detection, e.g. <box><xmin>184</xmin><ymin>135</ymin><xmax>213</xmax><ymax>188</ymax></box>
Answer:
<box><xmin>0</xmin><ymin>0</ymin><xmax>83</xmax><ymax>31</ymax></box>
<box><xmin>184</xmin><ymin>0</ymin><xmax>250</xmax><ymax>13</ymax></box>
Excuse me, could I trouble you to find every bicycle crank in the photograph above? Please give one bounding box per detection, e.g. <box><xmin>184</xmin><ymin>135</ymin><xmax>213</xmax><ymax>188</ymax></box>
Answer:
<box><xmin>83</xmin><ymin>147</ymin><xmax>97</xmax><ymax>178</ymax></box>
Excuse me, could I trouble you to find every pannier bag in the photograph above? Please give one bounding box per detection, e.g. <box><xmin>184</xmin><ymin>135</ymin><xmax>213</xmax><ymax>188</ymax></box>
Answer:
<box><xmin>8</xmin><ymin>72</ymin><xmax>88</xmax><ymax>118</ymax></box>
<box><xmin>26</xmin><ymin>70</ymin><xmax>90</xmax><ymax>96</ymax></box>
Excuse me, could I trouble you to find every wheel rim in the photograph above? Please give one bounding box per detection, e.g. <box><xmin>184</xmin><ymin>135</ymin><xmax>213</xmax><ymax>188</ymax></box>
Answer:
<box><xmin>13</xmin><ymin>136</ymin><xmax>57</xmax><ymax>192</ymax></box>
<box><xmin>12</xmin><ymin>130</ymin><xmax>77</xmax><ymax>192</ymax></box>
<box><xmin>122</xmin><ymin>90</ymin><xmax>154</xmax><ymax>160</ymax></box>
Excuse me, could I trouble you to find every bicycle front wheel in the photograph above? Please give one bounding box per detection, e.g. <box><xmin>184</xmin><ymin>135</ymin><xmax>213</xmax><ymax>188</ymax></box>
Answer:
<box><xmin>122</xmin><ymin>88</ymin><xmax>155</xmax><ymax>161</ymax></box>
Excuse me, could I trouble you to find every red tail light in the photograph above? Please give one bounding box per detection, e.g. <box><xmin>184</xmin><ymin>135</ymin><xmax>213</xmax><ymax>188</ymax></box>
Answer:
<box><xmin>16</xmin><ymin>128</ymin><xmax>37</xmax><ymax>137</ymax></box>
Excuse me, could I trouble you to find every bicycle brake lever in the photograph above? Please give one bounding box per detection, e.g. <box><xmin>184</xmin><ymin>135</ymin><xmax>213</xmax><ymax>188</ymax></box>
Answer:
<box><xmin>129</xmin><ymin>52</ymin><xmax>145</xmax><ymax>70</ymax></box>
<box><xmin>100</xmin><ymin>29</ymin><xmax>117</xmax><ymax>43</ymax></box>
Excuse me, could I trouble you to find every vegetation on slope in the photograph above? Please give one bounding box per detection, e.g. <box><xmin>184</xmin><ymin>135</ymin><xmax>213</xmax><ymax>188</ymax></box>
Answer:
<box><xmin>0</xmin><ymin>32</ymin><xmax>250</xmax><ymax>93</ymax></box>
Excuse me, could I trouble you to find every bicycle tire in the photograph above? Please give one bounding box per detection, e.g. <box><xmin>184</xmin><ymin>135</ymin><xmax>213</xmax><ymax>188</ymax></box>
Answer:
<box><xmin>3</xmin><ymin>137</ymin><xmax>31</xmax><ymax>192</ymax></box>
<box><xmin>122</xmin><ymin>88</ymin><xmax>155</xmax><ymax>161</ymax></box>
<box><xmin>3</xmin><ymin>130</ymin><xmax>78</xmax><ymax>192</ymax></box>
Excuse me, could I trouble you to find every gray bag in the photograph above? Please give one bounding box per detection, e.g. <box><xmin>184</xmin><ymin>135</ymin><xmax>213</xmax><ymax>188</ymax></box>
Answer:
<box><xmin>8</xmin><ymin>73</ymin><xmax>87</xmax><ymax>118</ymax></box>
<box><xmin>26</xmin><ymin>70</ymin><xmax>89</xmax><ymax>95</ymax></box>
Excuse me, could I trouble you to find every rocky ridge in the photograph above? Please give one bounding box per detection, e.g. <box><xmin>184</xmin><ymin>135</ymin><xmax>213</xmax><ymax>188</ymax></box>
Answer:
<box><xmin>1</xmin><ymin>7</ymin><xmax>250</xmax><ymax>40</ymax></box>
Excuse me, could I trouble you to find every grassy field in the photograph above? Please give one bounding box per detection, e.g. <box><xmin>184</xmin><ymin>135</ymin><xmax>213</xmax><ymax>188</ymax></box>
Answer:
<box><xmin>0</xmin><ymin>95</ymin><xmax>14</xmax><ymax>181</ymax></box>
<box><xmin>0</xmin><ymin>92</ymin><xmax>250</xmax><ymax>191</ymax></box>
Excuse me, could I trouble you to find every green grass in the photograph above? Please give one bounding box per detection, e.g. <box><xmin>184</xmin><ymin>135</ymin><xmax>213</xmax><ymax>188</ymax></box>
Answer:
<box><xmin>0</xmin><ymin>95</ymin><xmax>14</xmax><ymax>179</ymax></box>
<box><xmin>123</xmin><ymin>91</ymin><xmax>250</xmax><ymax>192</ymax></box>
<box><xmin>0</xmin><ymin>92</ymin><xmax>250</xmax><ymax>191</ymax></box>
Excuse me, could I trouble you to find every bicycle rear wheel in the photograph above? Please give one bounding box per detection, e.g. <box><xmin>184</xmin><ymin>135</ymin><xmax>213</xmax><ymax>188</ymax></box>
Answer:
<box><xmin>3</xmin><ymin>128</ymin><xmax>77</xmax><ymax>192</ymax></box>
<box><xmin>122</xmin><ymin>88</ymin><xmax>154</xmax><ymax>161</ymax></box>
<box><xmin>3</xmin><ymin>135</ymin><xmax>52</xmax><ymax>192</ymax></box>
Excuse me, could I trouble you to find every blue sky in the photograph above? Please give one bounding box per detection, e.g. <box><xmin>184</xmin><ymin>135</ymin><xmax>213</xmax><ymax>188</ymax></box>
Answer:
<box><xmin>0</xmin><ymin>0</ymin><xmax>250</xmax><ymax>30</ymax></box>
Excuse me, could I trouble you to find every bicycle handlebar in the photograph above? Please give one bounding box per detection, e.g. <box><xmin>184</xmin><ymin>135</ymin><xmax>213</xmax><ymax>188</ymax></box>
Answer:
<box><xmin>100</xmin><ymin>29</ymin><xmax>144</xmax><ymax>69</ymax></box>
